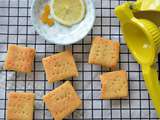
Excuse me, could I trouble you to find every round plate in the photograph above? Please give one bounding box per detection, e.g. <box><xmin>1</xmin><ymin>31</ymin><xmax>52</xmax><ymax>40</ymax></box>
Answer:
<box><xmin>31</xmin><ymin>0</ymin><xmax>95</xmax><ymax>45</ymax></box>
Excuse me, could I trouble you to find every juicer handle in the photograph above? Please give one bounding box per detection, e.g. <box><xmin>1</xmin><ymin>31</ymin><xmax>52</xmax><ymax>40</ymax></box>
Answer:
<box><xmin>142</xmin><ymin>65</ymin><xmax>160</xmax><ymax>118</ymax></box>
<box><xmin>115</xmin><ymin>2</ymin><xmax>134</xmax><ymax>24</ymax></box>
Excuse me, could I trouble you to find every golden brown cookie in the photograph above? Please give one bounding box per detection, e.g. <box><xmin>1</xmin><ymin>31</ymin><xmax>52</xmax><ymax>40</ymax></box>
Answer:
<box><xmin>43</xmin><ymin>81</ymin><xmax>81</xmax><ymax>120</ymax></box>
<box><xmin>88</xmin><ymin>36</ymin><xmax>119</xmax><ymax>68</ymax></box>
<box><xmin>7</xmin><ymin>92</ymin><xmax>35</xmax><ymax>120</ymax></box>
<box><xmin>42</xmin><ymin>50</ymin><xmax>78</xmax><ymax>83</ymax></box>
<box><xmin>4</xmin><ymin>44</ymin><xmax>35</xmax><ymax>73</ymax></box>
<box><xmin>100</xmin><ymin>70</ymin><xmax>128</xmax><ymax>99</ymax></box>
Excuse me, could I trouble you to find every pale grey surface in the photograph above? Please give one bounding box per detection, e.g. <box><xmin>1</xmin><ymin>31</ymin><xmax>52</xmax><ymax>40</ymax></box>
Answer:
<box><xmin>0</xmin><ymin>0</ymin><xmax>158</xmax><ymax>119</ymax></box>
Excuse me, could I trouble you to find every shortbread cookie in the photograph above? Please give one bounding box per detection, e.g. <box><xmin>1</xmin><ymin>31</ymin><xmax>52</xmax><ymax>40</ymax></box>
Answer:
<box><xmin>100</xmin><ymin>70</ymin><xmax>128</xmax><ymax>99</ymax></box>
<box><xmin>7</xmin><ymin>92</ymin><xmax>35</xmax><ymax>120</ymax></box>
<box><xmin>43</xmin><ymin>81</ymin><xmax>81</xmax><ymax>120</ymax></box>
<box><xmin>4</xmin><ymin>44</ymin><xmax>35</xmax><ymax>73</ymax></box>
<box><xmin>88</xmin><ymin>36</ymin><xmax>119</xmax><ymax>68</ymax></box>
<box><xmin>42</xmin><ymin>50</ymin><xmax>78</xmax><ymax>83</ymax></box>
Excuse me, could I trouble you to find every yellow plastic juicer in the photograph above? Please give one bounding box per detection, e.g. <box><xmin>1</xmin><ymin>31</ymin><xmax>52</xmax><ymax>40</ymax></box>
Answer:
<box><xmin>115</xmin><ymin>2</ymin><xmax>160</xmax><ymax>118</ymax></box>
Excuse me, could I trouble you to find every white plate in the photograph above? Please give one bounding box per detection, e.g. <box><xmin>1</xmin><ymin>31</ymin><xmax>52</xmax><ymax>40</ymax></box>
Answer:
<box><xmin>31</xmin><ymin>0</ymin><xmax>95</xmax><ymax>45</ymax></box>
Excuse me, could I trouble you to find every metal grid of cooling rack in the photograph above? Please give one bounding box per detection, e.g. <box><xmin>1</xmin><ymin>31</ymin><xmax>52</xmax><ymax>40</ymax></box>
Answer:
<box><xmin>0</xmin><ymin>0</ymin><xmax>159</xmax><ymax>119</ymax></box>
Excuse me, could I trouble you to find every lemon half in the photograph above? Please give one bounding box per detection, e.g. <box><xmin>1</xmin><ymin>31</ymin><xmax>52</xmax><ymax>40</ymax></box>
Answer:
<box><xmin>52</xmin><ymin>0</ymin><xmax>86</xmax><ymax>26</ymax></box>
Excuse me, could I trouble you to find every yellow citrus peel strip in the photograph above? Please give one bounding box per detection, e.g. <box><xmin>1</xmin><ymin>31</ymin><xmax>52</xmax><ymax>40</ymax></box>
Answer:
<box><xmin>40</xmin><ymin>4</ymin><xmax>54</xmax><ymax>26</ymax></box>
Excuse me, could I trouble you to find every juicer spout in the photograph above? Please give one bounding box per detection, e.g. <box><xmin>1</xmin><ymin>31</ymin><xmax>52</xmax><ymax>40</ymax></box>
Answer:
<box><xmin>115</xmin><ymin>2</ymin><xmax>134</xmax><ymax>25</ymax></box>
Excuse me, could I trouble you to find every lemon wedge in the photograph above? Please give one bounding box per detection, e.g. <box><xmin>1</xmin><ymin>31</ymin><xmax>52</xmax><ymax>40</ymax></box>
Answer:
<box><xmin>52</xmin><ymin>0</ymin><xmax>86</xmax><ymax>26</ymax></box>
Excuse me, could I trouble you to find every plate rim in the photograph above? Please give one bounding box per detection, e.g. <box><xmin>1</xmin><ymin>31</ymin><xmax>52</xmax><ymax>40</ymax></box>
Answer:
<box><xmin>31</xmin><ymin>0</ymin><xmax>96</xmax><ymax>45</ymax></box>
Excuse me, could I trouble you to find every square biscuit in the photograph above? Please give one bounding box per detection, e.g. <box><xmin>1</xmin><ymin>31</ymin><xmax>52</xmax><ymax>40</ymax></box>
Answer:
<box><xmin>42</xmin><ymin>50</ymin><xmax>78</xmax><ymax>83</ymax></box>
<box><xmin>43</xmin><ymin>81</ymin><xmax>81</xmax><ymax>120</ymax></box>
<box><xmin>4</xmin><ymin>44</ymin><xmax>36</xmax><ymax>73</ymax></box>
<box><xmin>88</xmin><ymin>36</ymin><xmax>119</xmax><ymax>68</ymax></box>
<box><xmin>100</xmin><ymin>70</ymin><xmax>128</xmax><ymax>99</ymax></box>
<box><xmin>7</xmin><ymin>92</ymin><xmax>35</xmax><ymax>120</ymax></box>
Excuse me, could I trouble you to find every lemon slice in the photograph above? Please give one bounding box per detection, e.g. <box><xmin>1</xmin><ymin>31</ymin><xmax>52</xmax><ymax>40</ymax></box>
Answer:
<box><xmin>52</xmin><ymin>0</ymin><xmax>86</xmax><ymax>26</ymax></box>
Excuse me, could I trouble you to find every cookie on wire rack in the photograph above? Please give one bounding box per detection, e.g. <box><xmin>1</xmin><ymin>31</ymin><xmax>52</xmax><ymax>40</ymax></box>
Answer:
<box><xmin>7</xmin><ymin>92</ymin><xmax>35</xmax><ymax>120</ymax></box>
<box><xmin>4</xmin><ymin>44</ymin><xmax>36</xmax><ymax>73</ymax></box>
<box><xmin>43</xmin><ymin>81</ymin><xmax>81</xmax><ymax>120</ymax></box>
<box><xmin>88</xmin><ymin>36</ymin><xmax>119</xmax><ymax>68</ymax></box>
<box><xmin>100</xmin><ymin>70</ymin><xmax>128</xmax><ymax>99</ymax></box>
<box><xmin>42</xmin><ymin>50</ymin><xmax>78</xmax><ymax>83</ymax></box>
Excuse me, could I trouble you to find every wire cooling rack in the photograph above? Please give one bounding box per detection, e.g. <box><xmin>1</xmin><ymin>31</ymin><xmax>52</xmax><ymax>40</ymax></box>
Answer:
<box><xmin>0</xmin><ymin>0</ymin><xmax>159</xmax><ymax>119</ymax></box>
